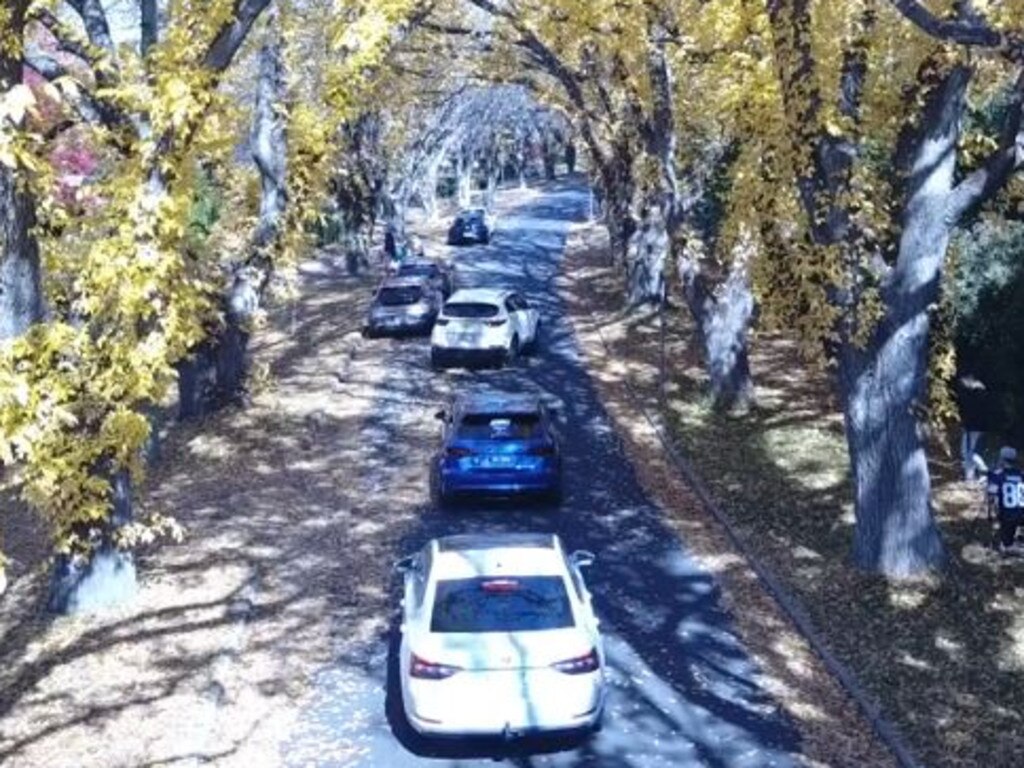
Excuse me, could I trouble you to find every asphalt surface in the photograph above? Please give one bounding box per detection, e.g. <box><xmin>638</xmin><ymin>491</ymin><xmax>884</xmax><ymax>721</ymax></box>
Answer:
<box><xmin>285</xmin><ymin>185</ymin><xmax>803</xmax><ymax>767</ymax></box>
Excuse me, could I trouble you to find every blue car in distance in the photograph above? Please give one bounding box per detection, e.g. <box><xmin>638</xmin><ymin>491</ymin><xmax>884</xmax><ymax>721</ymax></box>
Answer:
<box><xmin>431</xmin><ymin>393</ymin><xmax>562</xmax><ymax>507</ymax></box>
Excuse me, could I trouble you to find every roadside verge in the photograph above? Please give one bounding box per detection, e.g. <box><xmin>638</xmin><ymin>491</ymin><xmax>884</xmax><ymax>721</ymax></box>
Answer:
<box><xmin>559</xmin><ymin>223</ymin><xmax>904</xmax><ymax>768</ymax></box>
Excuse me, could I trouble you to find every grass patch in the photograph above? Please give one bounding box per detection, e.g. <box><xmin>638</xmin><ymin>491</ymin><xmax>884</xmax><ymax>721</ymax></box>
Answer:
<box><xmin>563</xmin><ymin>224</ymin><xmax>1024</xmax><ymax>768</ymax></box>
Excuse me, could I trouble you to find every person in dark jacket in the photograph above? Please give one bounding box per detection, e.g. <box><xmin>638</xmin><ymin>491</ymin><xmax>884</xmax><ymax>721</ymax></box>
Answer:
<box><xmin>956</xmin><ymin>374</ymin><xmax>989</xmax><ymax>480</ymax></box>
<box><xmin>383</xmin><ymin>224</ymin><xmax>397</xmax><ymax>261</ymax></box>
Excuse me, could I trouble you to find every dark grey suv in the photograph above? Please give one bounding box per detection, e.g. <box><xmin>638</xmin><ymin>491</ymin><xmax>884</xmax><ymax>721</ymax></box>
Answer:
<box><xmin>363</xmin><ymin>277</ymin><xmax>443</xmax><ymax>337</ymax></box>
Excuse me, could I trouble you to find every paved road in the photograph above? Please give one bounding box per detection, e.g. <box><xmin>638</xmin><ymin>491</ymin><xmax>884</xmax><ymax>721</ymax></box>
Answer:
<box><xmin>285</xmin><ymin>185</ymin><xmax>802</xmax><ymax>767</ymax></box>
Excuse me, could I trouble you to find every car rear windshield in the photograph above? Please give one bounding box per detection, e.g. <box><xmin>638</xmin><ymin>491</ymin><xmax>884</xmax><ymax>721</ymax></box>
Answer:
<box><xmin>430</xmin><ymin>576</ymin><xmax>574</xmax><ymax>633</ymax></box>
<box><xmin>443</xmin><ymin>302</ymin><xmax>498</xmax><ymax>318</ymax></box>
<box><xmin>398</xmin><ymin>264</ymin><xmax>438</xmax><ymax>278</ymax></box>
<box><xmin>378</xmin><ymin>286</ymin><xmax>422</xmax><ymax>306</ymax></box>
<box><xmin>456</xmin><ymin>413</ymin><xmax>543</xmax><ymax>440</ymax></box>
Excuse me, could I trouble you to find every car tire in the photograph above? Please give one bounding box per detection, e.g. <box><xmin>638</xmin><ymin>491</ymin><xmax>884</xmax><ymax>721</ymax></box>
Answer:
<box><xmin>504</xmin><ymin>336</ymin><xmax>520</xmax><ymax>367</ymax></box>
<box><xmin>431</xmin><ymin>470</ymin><xmax>452</xmax><ymax>511</ymax></box>
<box><xmin>430</xmin><ymin>351</ymin><xmax>445</xmax><ymax>371</ymax></box>
<box><xmin>482</xmin><ymin>232</ymin><xmax>490</xmax><ymax>245</ymax></box>
<box><xmin>528</xmin><ymin>321</ymin><xmax>542</xmax><ymax>354</ymax></box>
<box><xmin>544</xmin><ymin>485</ymin><xmax>563</xmax><ymax>509</ymax></box>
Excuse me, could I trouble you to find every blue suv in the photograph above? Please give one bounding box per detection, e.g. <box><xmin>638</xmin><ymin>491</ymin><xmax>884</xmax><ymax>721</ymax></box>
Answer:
<box><xmin>431</xmin><ymin>393</ymin><xmax>562</xmax><ymax>507</ymax></box>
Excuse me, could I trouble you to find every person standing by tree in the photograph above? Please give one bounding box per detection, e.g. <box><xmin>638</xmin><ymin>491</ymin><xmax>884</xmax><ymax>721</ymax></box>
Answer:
<box><xmin>384</xmin><ymin>223</ymin><xmax>397</xmax><ymax>263</ymax></box>
<box><xmin>956</xmin><ymin>374</ymin><xmax>989</xmax><ymax>481</ymax></box>
<box><xmin>987</xmin><ymin>447</ymin><xmax>1024</xmax><ymax>555</ymax></box>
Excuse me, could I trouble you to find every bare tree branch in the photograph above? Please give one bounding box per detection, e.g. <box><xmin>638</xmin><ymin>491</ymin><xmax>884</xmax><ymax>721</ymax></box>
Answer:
<box><xmin>946</xmin><ymin>68</ymin><xmax>1024</xmax><ymax>223</ymax></box>
<box><xmin>202</xmin><ymin>0</ymin><xmax>274</xmax><ymax>72</ymax></box>
<box><xmin>65</xmin><ymin>0</ymin><xmax>118</xmax><ymax>59</ymax></box>
<box><xmin>888</xmin><ymin>0</ymin><xmax>1003</xmax><ymax>48</ymax></box>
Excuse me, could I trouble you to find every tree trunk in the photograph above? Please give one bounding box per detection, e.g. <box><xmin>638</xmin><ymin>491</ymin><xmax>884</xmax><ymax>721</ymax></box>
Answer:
<box><xmin>140</xmin><ymin>0</ymin><xmax>158</xmax><ymax>55</ymax></box>
<box><xmin>837</xmin><ymin>67</ymin><xmax>970</xmax><ymax>576</ymax></box>
<box><xmin>0</xmin><ymin>3</ymin><xmax>43</xmax><ymax>340</ymax></box>
<box><xmin>625</xmin><ymin>203</ymin><xmax>667</xmax><ymax>305</ymax></box>
<box><xmin>601</xmin><ymin>176</ymin><xmax>635</xmax><ymax>267</ymax></box>
<box><xmin>679</xmin><ymin>240</ymin><xmax>755</xmax><ymax>413</ymax></box>
<box><xmin>542</xmin><ymin>135</ymin><xmax>558</xmax><ymax>180</ymax></box>
<box><xmin>485</xmin><ymin>159</ymin><xmax>499</xmax><ymax>209</ymax></box>
<box><xmin>840</xmin><ymin>332</ymin><xmax>944</xmax><ymax>576</ymax></box>
<box><xmin>456</xmin><ymin>153</ymin><xmax>472</xmax><ymax>207</ymax></box>
<box><xmin>178</xmin><ymin>16</ymin><xmax>285</xmax><ymax>416</ymax></box>
<box><xmin>48</xmin><ymin>469</ymin><xmax>138</xmax><ymax>614</ymax></box>
<box><xmin>421</xmin><ymin>167</ymin><xmax>439</xmax><ymax>220</ymax></box>
<box><xmin>176</xmin><ymin>340</ymin><xmax>218</xmax><ymax>419</ymax></box>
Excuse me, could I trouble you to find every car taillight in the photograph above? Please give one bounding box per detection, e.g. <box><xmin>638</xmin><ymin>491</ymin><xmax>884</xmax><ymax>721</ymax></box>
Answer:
<box><xmin>551</xmin><ymin>649</ymin><xmax>600</xmax><ymax>675</ymax></box>
<box><xmin>435</xmin><ymin>317</ymin><xmax>449</xmax><ymax>326</ymax></box>
<box><xmin>528</xmin><ymin>444</ymin><xmax>556</xmax><ymax>457</ymax></box>
<box><xmin>410</xmin><ymin>653</ymin><xmax>462</xmax><ymax>680</ymax></box>
<box><xmin>486</xmin><ymin>318</ymin><xmax>506</xmax><ymax>327</ymax></box>
<box><xmin>446</xmin><ymin>446</ymin><xmax>472</xmax><ymax>458</ymax></box>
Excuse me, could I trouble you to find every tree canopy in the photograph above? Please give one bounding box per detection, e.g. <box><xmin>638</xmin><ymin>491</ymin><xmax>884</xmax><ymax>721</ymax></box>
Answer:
<box><xmin>5</xmin><ymin>0</ymin><xmax>1024</xmax><ymax>591</ymax></box>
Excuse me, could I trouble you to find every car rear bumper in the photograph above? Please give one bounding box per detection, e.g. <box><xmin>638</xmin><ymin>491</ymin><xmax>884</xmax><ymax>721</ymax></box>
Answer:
<box><xmin>439</xmin><ymin>464</ymin><xmax>560</xmax><ymax>498</ymax></box>
<box><xmin>431</xmin><ymin>345</ymin><xmax>506</xmax><ymax>367</ymax></box>
<box><xmin>448</xmin><ymin>229</ymin><xmax>487</xmax><ymax>243</ymax></box>
<box><xmin>405</xmin><ymin>670</ymin><xmax>603</xmax><ymax>737</ymax></box>
<box><xmin>365</xmin><ymin>315</ymin><xmax>435</xmax><ymax>335</ymax></box>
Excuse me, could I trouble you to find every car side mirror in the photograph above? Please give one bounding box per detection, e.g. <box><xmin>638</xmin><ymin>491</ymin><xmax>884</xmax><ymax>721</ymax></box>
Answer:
<box><xmin>394</xmin><ymin>556</ymin><xmax>416</xmax><ymax>574</ymax></box>
<box><xmin>570</xmin><ymin>550</ymin><xmax>596</xmax><ymax>569</ymax></box>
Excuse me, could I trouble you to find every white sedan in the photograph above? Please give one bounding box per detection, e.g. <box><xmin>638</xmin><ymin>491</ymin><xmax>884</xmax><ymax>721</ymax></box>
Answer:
<box><xmin>430</xmin><ymin>288</ymin><xmax>540</xmax><ymax>369</ymax></box>
<box><xmin>395</xmin><ymin>533</ymin><xmax>605</xmax><ymax>738</ymax></box>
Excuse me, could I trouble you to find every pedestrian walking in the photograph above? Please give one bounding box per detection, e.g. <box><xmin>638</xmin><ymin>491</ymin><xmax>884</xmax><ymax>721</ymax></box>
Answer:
<box><xmin>956</xmin><ymin>373</ymin><xmax>989</xmax><ymax>480</ymax></box>
<box><xmin>383</xmin><ymin>223</ymin><xmax>397</xmax><ymax>263</ymax></box>
<box><xmin>987</xmin><ymin>446</ymin><xmax>1024</xmax><ymax>555</ymax></box>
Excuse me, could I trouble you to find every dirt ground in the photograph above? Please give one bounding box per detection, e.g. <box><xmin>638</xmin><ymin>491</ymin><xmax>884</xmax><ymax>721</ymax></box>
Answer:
<box><xmin>0</xmin><ymin>246</ymin><xmax>409</xmax><ymax>767</ymax></box>
<box><xmin>559</xmin><ymin>223</ymin><xmax>1024</xmax><ymax>768</ymax></box>
<box><xmin>0</xmin><ymin>190</ymin><xmax>918</xmax><ymax>768</ymax></box>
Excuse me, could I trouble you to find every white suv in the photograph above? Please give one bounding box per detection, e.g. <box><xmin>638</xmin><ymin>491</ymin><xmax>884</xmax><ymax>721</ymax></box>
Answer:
<box><xmin>430</xmin><ymin>288</ymin><xmax>540</xmax><ymax>369</ymax></box>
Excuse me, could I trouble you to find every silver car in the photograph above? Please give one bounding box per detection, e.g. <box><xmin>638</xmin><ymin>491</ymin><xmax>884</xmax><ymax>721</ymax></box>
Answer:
<box><xmin>363</xmin><ymin>276</ymin><xmax>443</xmax><ymax>338</ymax></box>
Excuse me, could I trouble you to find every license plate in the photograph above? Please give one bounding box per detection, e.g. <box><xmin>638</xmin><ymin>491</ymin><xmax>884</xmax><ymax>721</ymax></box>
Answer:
<box><xmin>479</xmin><ymin>456</ymin><xmax>514</xmax><ymax>468</ymax></box>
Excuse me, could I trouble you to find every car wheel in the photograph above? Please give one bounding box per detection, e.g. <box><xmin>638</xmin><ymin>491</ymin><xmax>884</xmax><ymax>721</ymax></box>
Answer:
<box><xmin>430</xmin><ymin>351</ymin><xmax>444</xmax><ymax>371</ymax></box>
<box><xmin>431</xmin><ymin>471</ymin><xmax>452</xmax><ymax>511</ymax></box>
<box><xmin>529</xmin><ymin>321</ymin><xmax>542</xmax><ymax>353</ymax></box>
<box><xmin>544</xmin><ymin>485</ymin><xmax>563</xmax><ymax>509</ymax></box>
<box><xmin>505</xmin><ymin>336</ymin><xmax>520</xmax><ymax>367</ymax></box>
<box><xmin>482</xmin><ymin>232</ymin><xmax>490</xmax><ymax>245</ymax></box>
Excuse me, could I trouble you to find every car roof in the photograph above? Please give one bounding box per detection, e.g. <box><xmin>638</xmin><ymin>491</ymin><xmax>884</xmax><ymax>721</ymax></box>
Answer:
<box><xmin>454</xmin><ymin>392</ymin><xmax>543</xmax><ymax>415</ymax></box>
<box><xmin>378</xmin><ymin>276</ymin><xmax>428</xmax><ymax>289</ymax></box>
<box><xmin>444</xmin><ymin>288</ymin><xmax>510</xmax><ymax>304</ymax></box>
<box><xmin>431</xmin><ymin>533</ymin><xmax>565</xmax><ymax>579</ymax></box>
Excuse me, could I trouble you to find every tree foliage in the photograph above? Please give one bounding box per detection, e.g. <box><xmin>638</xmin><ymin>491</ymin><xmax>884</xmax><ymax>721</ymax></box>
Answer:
<box><xmin>0</xmin><ymin>0</ymin><xmax>426</xmax><ymax>574</ymax></box>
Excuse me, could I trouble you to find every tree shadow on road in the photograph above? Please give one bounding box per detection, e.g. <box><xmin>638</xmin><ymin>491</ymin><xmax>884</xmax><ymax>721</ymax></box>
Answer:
<box><xmin>305</xmin><ymin>182</ymin><xmax>804</xmax><ymax>767</ymax></box>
